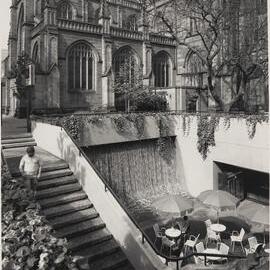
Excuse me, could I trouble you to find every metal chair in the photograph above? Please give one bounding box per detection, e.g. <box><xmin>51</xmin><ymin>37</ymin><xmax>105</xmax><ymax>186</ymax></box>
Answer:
<box><xmin>205</xmin><ymin>219</ymin><xmax>212</xmax><ymax>228</ymax></box>
<box><xmin>217</xmin><ymin>243</ymin><xmax>230</xmax><ymax>263</ymax></box>
<box><xmin>206</xmin><ymin>227</ymin><xmax>221</xmax><ymax>246</ymax></box>
<box><xmin>195</xmin><ymin>241</ymin><xmax>206</xmax><ymax>263</ymax></box>
<box><xmin>153</xmin><ymin>223</ymin><xmax>166</xmax><ymax>247</ymax></box>
<box><xmin>161</xmin><ymin>236</ymin><xmax>175</xmax><ymax>258</ymax></box>
<box><xmin>184</xmin><ymin>234</ymin><xmax>200</xmax><ymax>253</ymax></box>
<box><xmin>248</xmin><ymin>237</ymin><xmax>264</xmax><ymax>253</ymax></box>
<box><xmin>230</xmin><ymin>228</ymin><xmax>245</xmax><ymax>252</ymax></box>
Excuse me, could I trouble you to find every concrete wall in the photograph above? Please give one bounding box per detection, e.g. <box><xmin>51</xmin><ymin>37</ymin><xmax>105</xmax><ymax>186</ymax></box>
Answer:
<box><xmin>73</xmin><ymin>114</ymin><xmax>269</xmax><ymax>197</ymax></box>
<box><xmin>77</xmin><ymin>115</ymin><xmax>176</xmax><ymax>146</ymax></box>
<box><xmin>32</xmin><ymin>121</ymin><xmax>171</xmax><ymax>270</ymax></box>
<box><xmin>174</xmin><ymin>116</ymin><xmax>269</xmax><ymax>197</ymax></box>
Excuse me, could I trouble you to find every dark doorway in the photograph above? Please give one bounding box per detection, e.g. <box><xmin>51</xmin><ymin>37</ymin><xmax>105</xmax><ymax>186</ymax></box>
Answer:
<box><xmin>215</xmin><ymin>162</ymin><xmax>269</xmax><ymax>205</ymax></box>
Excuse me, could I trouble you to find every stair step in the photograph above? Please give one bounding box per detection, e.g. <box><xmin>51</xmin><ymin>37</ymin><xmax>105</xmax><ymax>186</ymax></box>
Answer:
<box><xmin>56</xmin><ymin>217</ymin><xmax>106</xmax><ymax>239</ymax></box>
<box><xmin>49</xmin><ymin>208</ymin><xmax>99</xmax><ymax>229</ymax></box>
<box><xmin>86</xmin><ymin>250</ymin><xmax>129</xmax><ymax>270</ymax></box>
<box><xmin>74</xmin><ymin>239</ymin><xmax>120</xmax><ymax>263</ymax></box>
<box><xmin>2</xmin><ymin>138</ymin><xmax>35</xmax><ymax>144</ymax></box>
<box><xmin>2</xmin><ymin>133</ymin><xmax>32</xmax><ymax>140</ymax></box>
<box><xmin>41</xmin><ymin>199</ymin><xmax>92</xmax><ymax>219</ymax></box>
<box><xmin>36</xmin><ymin>183</ymin><xmax>82</xmax><ymax>199</ymax></box>
<box><xmin>12</xmin><ymin>161</ymin><xmax>69</xmax><ymax>177</ymax></box>
<box><xmin>37</xmin><ymin>175</ymin><xmax>77</xmax><ymax>190</ymax></box>
<box><xmin>68</xmin><ymin>228</ymin><xmax>113</xmax><ymax>252</ymax></box>
<box><xmin>2</xmin><ymin>141</ymin><xmax>37</xmax><ymax>149</ymax></box>
<box><xmin>39</xmin><ymin>169</ymin><xmax>73</xmax><ymax>181</ymax></box>
<box><xmin>39</xmin><ymin>191</ymin><xmax>88</xmax><ymax>209</ymax></box>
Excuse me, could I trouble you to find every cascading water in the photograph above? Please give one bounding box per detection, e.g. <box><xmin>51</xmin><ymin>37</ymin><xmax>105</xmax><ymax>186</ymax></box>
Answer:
<box><xmin>83</xmin><ymin>138</ymin><xmax>182</xmax><ymax>201</ymax></box>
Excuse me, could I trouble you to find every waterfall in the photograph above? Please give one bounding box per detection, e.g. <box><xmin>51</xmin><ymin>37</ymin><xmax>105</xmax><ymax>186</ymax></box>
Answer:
<box><xmin>83</xmin><ymin>138</ymin><xmax>181</xmax><ymax>201</ymax></box>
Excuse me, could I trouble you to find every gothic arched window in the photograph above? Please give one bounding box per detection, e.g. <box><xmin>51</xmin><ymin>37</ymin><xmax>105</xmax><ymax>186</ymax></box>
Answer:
<box><xmin>57</xmin><ymin>2</ymin><xmax>73</xmax><ymax>20</ymax></box>
<box><xmin>68</xmin><ymin>42</ymin><xmax>95</xmax><ymax>91</ymax></box>
<box><xmin>124</xmin><ymin>15</ymin><xmax>138</xmax><ymax>31</ymax></box>
<box><xmin>153</xmin><ymin>52</ymin><xmax>171</xmax><ymax>87</ymax></box>
<box><xmin>32</xmin><ymin>42</ymin><xmax>39</xmax><ymax>64</ymax></box>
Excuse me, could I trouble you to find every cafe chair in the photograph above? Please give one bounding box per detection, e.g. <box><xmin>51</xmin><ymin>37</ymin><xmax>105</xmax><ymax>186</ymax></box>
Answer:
<box><xmin>217</xmin><ymin>243</ymin><xmax>230</xmax><ymax>263</ymax></box>
<box><xmin>153</xmin><ymin>223</ymin><xmax>166</xmax><ymax>246</ymax></box>
<box><xmin>206</xmin><ymin>228</ymin><xmax>221</xmax><ymax>246</ymax></box>
<box><xmin>175</xmin><ymin>221</ymin><xmax>182</xmax><ymax>231</ymax></box>
<box><xmin>248</xmin><ymin>237</ymin><xmax>264</xmax><ymax>253</ymax></box>
<box><xmin>161</xmin><ymin>236</ymin><xmax>175</xmax><ymax>258</ymax></box>
<box><xmin>184</xmin><ymin>234</ymin><xmax>200</xmax><ymax>253</ymax></box>
<box><xmin>195</xmin><ymin>242</ymin><xmax>205</xmax><ymax>262</ymax></box>
<box><xmin>230</xmin><ymin>228</ymin><xmax>245</xmax><ymax>252</ymax></box>
<box><xmin>205</xmin><ymin>219</ymin><xmax>212</xmax><ymax>228</ymax></box>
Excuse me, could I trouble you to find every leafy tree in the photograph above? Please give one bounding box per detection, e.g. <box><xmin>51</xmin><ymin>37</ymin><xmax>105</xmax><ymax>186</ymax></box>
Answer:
<box><xmin>10</xmin><ymin>52</ymin><xmax>32</xmax><ymax>99</ymax></box>
<box><xmin>113</xmin><ymin>56</ymin><xmax>146</xmax><ymax>112</ymax></box>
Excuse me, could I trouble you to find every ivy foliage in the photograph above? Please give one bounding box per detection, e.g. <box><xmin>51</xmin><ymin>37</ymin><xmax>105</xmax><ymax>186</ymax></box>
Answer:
<box><xmin>33</xmin><ymin>112</ymin><xmax>268</xmax><ymax>160</ymax></box>
<box><xmin>1</xmin><ymin>163</ymin><xmax>78</xmax><ymax>270</ymax></box>
<box><xmin>196</xmin><ymin>115</ymin><xmax>220</xmax><ymax>160</ymax></box>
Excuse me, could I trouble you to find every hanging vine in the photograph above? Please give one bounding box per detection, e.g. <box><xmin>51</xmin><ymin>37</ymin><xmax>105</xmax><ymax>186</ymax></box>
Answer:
<box><xmin>61</xmin><ymin>115</ymin><xmax>83</xmax><ymax>140</ymax></box>
<box><xmin>181</xmin><ymin>114</ymin><xmax>192</xmax><ymax>136</ymax></box>
<box><xmin>196</xmin><ymin>115</ymin><xmax>220</xmax><ymax>160</ymax></box>
<box><xmin>245</xmin><ymin>114</ymin><xmax>266</xmax><ymax>139</ymax></box>
<box><xmin>33</xmin><ymin>112</ymin><xmax>268</xmax><ymax>160</ymax></box>
<box><xmin>111</xmin><ymin>115</ymin><xmax>133</xmax><ymax>135</ymax></box>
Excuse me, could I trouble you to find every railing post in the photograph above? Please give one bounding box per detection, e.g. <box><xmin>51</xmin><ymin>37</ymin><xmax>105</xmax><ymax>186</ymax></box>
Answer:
<box><xmin>142</xmin><ymin>234</ymin><xmax>145</xmax><ymax>244</ymax></box>
<box><xmin>204</xmin><ymin>255</ymin><xmax>207</xmax><ymax>266</ymax></box>
<box><xmin>176</xmin><ymin>261</ymin><xmax>179</xmax><ymax>270</ymax></box>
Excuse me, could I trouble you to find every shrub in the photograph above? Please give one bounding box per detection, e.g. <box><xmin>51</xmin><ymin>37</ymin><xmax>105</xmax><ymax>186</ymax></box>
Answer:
<box><xmin>135</xmin><ymin>92</ymin><xmax>168</xmax><ymax>112</ymax></box>
<box><xmin>1</xmin><ymin>163</ymin><xmax>78</xmax><ymax>270</ymax></box>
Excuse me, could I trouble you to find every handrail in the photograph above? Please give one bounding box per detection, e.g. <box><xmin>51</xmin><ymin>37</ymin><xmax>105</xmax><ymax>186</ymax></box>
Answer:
<box><xmin>31</xmin><ymin>110</ymin><xmax>269</xmax><ymax>118</ymax></box>
<box><xmin>33</xmin><ymin>116</ymin><xmax>249</xmax><ymax>270</ymax></box>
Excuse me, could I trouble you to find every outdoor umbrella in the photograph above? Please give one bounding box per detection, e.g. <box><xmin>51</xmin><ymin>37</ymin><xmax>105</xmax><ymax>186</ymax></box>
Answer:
<box><xmin>198</xmin><ymin>190</ymin><xmax>239</xmax><ymax>223</ymax></box>
<box><xmin>152</xmin><ymin>194</ymin><xmax>194</xmax><ymax>216</ymax></box>
<box><xmin>238</xmin><ymin>204</ymin><xmax>269</xmax><ymax>244</ymax></box>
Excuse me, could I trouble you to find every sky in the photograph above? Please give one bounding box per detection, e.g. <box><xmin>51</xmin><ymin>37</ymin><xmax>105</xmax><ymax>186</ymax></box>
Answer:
<box><xmin>0</xmin><ymin>1</ymin><xmax>11</xmax><ymax>52</ymax></box>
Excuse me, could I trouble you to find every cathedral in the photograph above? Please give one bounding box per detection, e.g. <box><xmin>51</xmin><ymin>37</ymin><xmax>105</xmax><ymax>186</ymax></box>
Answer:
<box><xmin>2</xmin><ymin>0</ymin><xmax>268</xmax><ymax>115</ymax></box>
<box><xmin>4</xmin><ymin>0</ymin><xmax>184</xmax><ymax>115</ymax></box>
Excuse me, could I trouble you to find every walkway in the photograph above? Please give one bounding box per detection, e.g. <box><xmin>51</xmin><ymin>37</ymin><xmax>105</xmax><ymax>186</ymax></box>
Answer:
<box><xmin>1</xmin><ymin>116</ymin><xmax>28</xmax><ymax>137</ymax></box>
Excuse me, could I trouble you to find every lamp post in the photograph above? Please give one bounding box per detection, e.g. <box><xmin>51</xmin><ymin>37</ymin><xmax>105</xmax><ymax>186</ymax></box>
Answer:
<box><xmin>25</xmin><ymin>63</ymin><xmax>35</xmax><ymax>133</ymax></box>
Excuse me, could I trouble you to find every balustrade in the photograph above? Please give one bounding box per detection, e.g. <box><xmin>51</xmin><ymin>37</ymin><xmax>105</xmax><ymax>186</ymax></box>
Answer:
<box><xmin>58</xmin><ymin>19</ymin><xmax>102</xmax><ymax>34</ymax></box>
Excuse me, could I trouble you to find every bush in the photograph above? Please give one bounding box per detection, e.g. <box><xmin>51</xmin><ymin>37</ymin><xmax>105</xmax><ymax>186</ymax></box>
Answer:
<box><xmin>135</xmin><ymin>92</ymin><xmax>168</xmax><ymax>112</ymax></box>
<box><xmin>1</xmin><ymin>163</ymin><xmax>78</xmax><ymax>270</ymax></box>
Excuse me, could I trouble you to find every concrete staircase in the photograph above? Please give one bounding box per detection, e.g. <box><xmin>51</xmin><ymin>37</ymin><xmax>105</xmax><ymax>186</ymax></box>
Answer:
<box><xmin>2</xmin><ymin>134</ymin><xmax>135</xmax><ymax>270</ymax></box>
<box><xmin>2</xmin><ymin>133</ymin><xmax>36</xmax><ymax>149</ymax></box>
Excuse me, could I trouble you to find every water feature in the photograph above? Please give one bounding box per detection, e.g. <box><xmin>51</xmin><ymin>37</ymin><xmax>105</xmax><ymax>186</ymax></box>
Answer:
<box><xmin>83</xmin><ymin>138</ymin><xmax>182</xmax><ymax>201</ymax></box>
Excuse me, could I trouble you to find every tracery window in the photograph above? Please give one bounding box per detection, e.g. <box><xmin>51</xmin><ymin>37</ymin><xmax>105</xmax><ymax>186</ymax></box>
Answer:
<box><xmin>68</xmin><ymin>43</ymin><xmax>95</xmax><ymax>91</ymax></box>
<box><xmin>123</xmin><ymin>15</ymin><xmax>138</xmax><ymax>31</ymax></box>
<box><xmin>57</xmin><ymin>2</ymin><xmax>73</xmax><ymax>20</ymax></box>
<box><xmin>153</xmin><ymin>52</ymin><xmax>171</xmax><ymax>87</ymax></box>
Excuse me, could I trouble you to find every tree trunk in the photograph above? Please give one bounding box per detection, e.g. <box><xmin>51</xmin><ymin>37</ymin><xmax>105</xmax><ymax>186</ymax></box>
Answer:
<box><xmin>207</xmin><ymin>64</ymin><xmax>225</xmax><ymax>111</ymax></box>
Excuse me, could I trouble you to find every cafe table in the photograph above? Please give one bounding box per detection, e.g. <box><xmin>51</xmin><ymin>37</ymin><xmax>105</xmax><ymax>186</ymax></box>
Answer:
<box><xmin>210</xmin><ymin>224</ymin><xmax>226</xmax><ymax>233</ymax></box>
<box><xmin>165</xmin><ymin>227</ymin><xmax>181</xmax><ymax>242</ymax></box>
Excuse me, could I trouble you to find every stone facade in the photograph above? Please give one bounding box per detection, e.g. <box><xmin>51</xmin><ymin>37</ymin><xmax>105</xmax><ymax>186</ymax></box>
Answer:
<box><xmin>4</xmin><ymin>0</ymin><xmax>182</xmax><ymax>115</ymax></box>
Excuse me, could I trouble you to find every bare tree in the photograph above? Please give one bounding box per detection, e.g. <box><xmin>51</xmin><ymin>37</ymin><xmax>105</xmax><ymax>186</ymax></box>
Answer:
<box><xmin>145</xmin><ymin>0</ymin><xmax>268</xmax><ymax>111</ymax></box>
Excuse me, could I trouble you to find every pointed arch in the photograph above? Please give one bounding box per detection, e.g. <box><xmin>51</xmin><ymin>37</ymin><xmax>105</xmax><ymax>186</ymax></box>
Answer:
<box><xmin>32</xmin><ymin>41</ymin><xmax>40</xmax><ymax>64</ymax></box>
<box><xmin>153</xmin><ymin>50</ymin><xmax>173</xmax><ymax>87</ymax></box>
<box><xmin>66</xmin><ymin>40</ymin><xmax>99</xmax><ymax>91</ymax></box>
<box><xmin>57</xmin><ymin>0</ymin><xmax>76</xmax><ymax>20</ymax></box>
